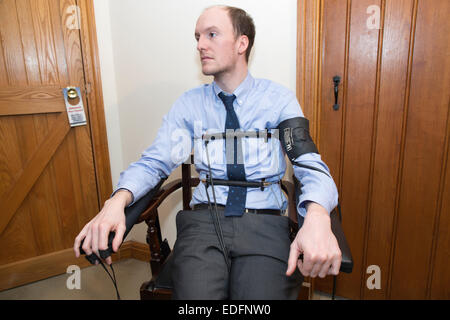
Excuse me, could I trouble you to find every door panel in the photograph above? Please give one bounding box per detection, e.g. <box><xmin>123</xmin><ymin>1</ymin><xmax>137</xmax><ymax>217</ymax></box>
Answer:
<box><xmin>0</xmin><ymin>0</ymin><xmax>100</xmax><ymax>287</ymax></box>
<box><xmin>338</xmin><ymin>0</ymin><xmax>381</xmax><ymax>299</ymax></box>
<box><xmin>390</xmin><ymin>0</ymin><xmax>450</xmax><ymax>299</ymax></box>
<box><xmin>430</xmin><ymin>137</ymin><xmax>450</xmax><ymax>299</ymax></box>
<box><xmin>363</xmin><ymin>0</ymin><xmax>415</xmax><ymax>300</ymax></box>
<box><xmin>299</xmin><ymin>0</ymin><xmax>450</xmax><ymax>299</ymax></box>
<box><xmin>318</xmin><ymin>0</ymin><xmax>347</xmax><ymax>185</ymax></box>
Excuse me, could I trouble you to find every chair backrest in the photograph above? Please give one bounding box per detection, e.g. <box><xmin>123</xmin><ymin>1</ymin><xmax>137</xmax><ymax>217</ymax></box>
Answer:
<box><xmin>181</xmin><ymin>162</ymin><xmax>196</xmax><ymax>210</ymax></box>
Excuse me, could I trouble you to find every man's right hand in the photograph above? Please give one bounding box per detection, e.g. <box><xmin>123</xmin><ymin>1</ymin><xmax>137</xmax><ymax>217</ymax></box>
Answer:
<box><xmin>73</xmin><ymin>190</ymin><xmax>132</xmax><ymax>265</ymax></box>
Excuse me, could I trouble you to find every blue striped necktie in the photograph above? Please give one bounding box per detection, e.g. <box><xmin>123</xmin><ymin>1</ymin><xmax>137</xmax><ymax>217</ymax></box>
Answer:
<box><xmin>218</xmin><ymin>92</ymin><xmax>247</xmax><ymax>217</ymax></box>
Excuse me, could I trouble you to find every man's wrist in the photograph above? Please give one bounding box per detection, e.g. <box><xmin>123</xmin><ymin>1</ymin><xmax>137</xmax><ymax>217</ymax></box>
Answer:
<box><xmin>305</xmin><ymin>201</ymin><xmax>329</xmax><ymax>218</ymax></box>
<box><xmin>110</xmin><ymin>189</ymin><xmax>133</xmax><ymax>208</ymax></box>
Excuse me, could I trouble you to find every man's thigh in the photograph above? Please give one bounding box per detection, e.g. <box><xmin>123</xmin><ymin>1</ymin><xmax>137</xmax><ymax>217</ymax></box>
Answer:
<box><xmin>229</xmin><ymin>213</ymin><xmax>304</xmax><ymax>300</ymax></box>
<box><xmin>171</xmin><ymin>209</ymin><xmax>231</xmax><ymax>300</ymax></box>
<box><xmin>229</xmin><ymin>255</ymin><xmax>303</xmax><ymax>300</ymax></box>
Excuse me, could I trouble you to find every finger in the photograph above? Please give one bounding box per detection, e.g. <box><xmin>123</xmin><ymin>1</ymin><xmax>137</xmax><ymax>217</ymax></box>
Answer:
<box><xmin>286</xmin><ymin>243</ymin><xmax>301</xmax><ymax>276</ymax></box>
<box><xmin>98</xmin><ymin>222</ymin><xmax>111</xmax><ymax>252</ymax></box>
<box><xmin>91</xmin><ymin>222</ymin><xmax>100</xmax><ymax>257</ymax></box>
<box><xmin>112</xmin><ymin>224</ymin><xmax>126</xmax><ymax>253</ymax></box>
<box><xmin>105</xmin><ymin>257</ymin><xmax>112</xmax><ymax>265</ymax></box>
<box><xmin>328</xmin><ymin>255</ymin><xmax>341</xmax><ymax>276</ymax></box>
<box><xmin>318</xmin><ymin>259</ymin><xmax>333</xmax><ymax>278</ymax></box>
<box><xmin>309</xmin><ymin>260</ymin><xmax>323</xmax><ymax>278</ymax></box>
<box><xmin>74</xmin><ymin>223</ymin><xmax>91</xmax><ymax>257</ymax></box>
<box><xmin>74</xmin><ymin>233</ymin><xmax>85</xmax><ymax>258</ymax></box>
<box><xmin>300</xmin><ymin>253</ymin><xmax>314</xmax><ymax>277</ymax></box>
<box><xmin>81</xmin><ymin>230</ymin><xmax>93</xmax><ymax>256</ymax></box>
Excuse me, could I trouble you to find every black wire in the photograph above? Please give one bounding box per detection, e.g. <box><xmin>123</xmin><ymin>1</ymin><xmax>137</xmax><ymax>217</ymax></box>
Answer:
<box><xmin>109</xmin><ymin>263</ymin><xmax>121</xmax><ymax>300</ymax></box>
<box><xmin>204</xmin><ymin>141</ymin><xmax>231</xmax><ymax>272</ymax></box>
<box><xmin>204</xmin><ymin>186</ymin><xmax>231</xmax><ymax>272</ymax></box>
<box><xmin>293</xmin><ymin>161</ymin><xmax>332</xmax><ymax>179</ymax></box>
<box><xmin>95</xmin><ymin>255</ymin><xmax>121</xmax><ymax>300</ymax></box>
<box><xmin>332</xmin><ymin>275</ymin><xmax>336</xmax><ymax>300</ymax></box>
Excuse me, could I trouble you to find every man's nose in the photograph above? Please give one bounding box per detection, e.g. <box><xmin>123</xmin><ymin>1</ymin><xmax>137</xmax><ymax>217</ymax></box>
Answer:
<box><xmin>197</xmin><ymin>35</ymin><xmax>207</xmax><ymax>52</ymax></box>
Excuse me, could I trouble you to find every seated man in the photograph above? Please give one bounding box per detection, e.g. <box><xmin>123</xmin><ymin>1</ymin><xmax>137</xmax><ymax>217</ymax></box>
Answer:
<box><xmin>74</xmin><ymin>5</ymin><xmax>341</xmax><ymax>300</ymax></box>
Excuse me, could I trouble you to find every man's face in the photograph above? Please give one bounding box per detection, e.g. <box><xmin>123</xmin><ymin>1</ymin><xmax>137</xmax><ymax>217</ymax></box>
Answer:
<box><xmin>195</xmin><ymin>7</ymin><xmax>241</xmax><ymax>76</ymax></box>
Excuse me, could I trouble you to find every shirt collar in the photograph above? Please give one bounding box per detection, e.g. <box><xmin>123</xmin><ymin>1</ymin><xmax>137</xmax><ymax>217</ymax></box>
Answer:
<box><xmin>212</xmin><ymin>72</ymin><xmax>254</xmax><ymax>108</ymax></box>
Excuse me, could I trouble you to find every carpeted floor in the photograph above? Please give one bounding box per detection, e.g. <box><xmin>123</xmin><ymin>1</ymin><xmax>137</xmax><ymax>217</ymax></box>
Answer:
<box><xmin>0</xmin><ymin>258</ymin><xmax>342</xmax><ymax>300</ymax></box>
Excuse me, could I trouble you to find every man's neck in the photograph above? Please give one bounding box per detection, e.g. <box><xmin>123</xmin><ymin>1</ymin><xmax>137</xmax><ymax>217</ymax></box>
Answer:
<box><xmin>214</xmin><ymin>65</ymin><xmax>248</xmax><ymax>94</ymax></box>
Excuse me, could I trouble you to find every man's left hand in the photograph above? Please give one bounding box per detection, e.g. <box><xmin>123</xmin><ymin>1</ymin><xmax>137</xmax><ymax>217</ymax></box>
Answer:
<box><xmin>286</xmin><ymin>202</ymin><xmax>341</xmax><ymax>278</ymax></box>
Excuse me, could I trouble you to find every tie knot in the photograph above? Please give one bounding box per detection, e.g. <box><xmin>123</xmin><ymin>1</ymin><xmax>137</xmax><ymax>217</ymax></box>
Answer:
<box><xmin>218</xmin><ymin>92</ymin><xmax>236</xmax><ymax>110</ymax></box>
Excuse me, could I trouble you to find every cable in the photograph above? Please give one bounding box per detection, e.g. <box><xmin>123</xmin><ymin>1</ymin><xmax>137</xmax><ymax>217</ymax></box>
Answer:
<box><xmin>94</xmin><ymin>255</ymin><xmax>121</xmax><ymax>300</ymax></box>
<box><xmin>204</xmin><ymin>141</ymin><xmax>231</xmax><ymax>272</ymax></box>
<box><xmin>293</xmin><ymin>161</ymin><xmax>332</xmax><ymax>179</ymax></box>
<box><xmin>332</xmin><ymin>276</ymin><xmax>336</xmax><ymax>300</ymax></box>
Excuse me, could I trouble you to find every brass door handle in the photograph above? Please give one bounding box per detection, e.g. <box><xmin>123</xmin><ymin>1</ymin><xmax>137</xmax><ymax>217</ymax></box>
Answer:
<box><xmin>66</xmin><ymin>87</ymin><xmax>78</xmax><ymax>99</ymax></box>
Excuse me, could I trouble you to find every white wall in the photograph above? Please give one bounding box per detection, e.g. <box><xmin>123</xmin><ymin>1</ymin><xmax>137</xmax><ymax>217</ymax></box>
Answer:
<box><xmin>93</xmin><ymin>0</ymin><xmax>298</xmax><ymax>247</ymax></box>
<box><xmin>93</xmin><ymin>0</ymin><xmax>123</xmax><ymax>188</ymax></box>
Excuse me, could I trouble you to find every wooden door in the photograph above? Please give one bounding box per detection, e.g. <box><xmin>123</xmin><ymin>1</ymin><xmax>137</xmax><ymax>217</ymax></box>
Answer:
<box><xmin>0</xmin><ymin>0</ymin><xmax>111</xmax><ymax>291</ymax></box>
<box><xmin>298</xmin><ymin>0</ymin><xmax>449</xmax><ymax>299</ymax></box>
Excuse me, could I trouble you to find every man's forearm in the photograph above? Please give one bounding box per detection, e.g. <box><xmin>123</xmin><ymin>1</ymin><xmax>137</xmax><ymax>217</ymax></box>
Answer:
<box><xmin>293</xmin><ymin>153</ymin><xmax>339</xmax><ymax>218</ymax></box>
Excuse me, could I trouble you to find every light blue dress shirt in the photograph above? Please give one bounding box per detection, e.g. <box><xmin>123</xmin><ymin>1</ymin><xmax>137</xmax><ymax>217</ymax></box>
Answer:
<box><xmin>115</xmin><ymin>72</ymin><xmax>338</xmax><ymax>218</ymax></box>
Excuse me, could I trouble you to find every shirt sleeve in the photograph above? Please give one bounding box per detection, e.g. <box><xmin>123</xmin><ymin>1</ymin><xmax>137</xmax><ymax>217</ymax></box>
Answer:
<box><xmin>278</xmin><ymin>89</ymin><xmax>339</xmax><ymax>218</ymax></box>
<box><xmin>112</xmin><ymin>95</ymin><xmax>193</xmax><ymax>206</ymax></box>
<box><xmin>293</xmin><ymin>153</ymin><xmax>339</xmax><ymax>218</ymax></box>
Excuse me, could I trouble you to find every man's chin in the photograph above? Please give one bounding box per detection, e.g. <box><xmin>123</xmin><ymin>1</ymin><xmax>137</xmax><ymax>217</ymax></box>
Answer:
<box><xmin>201</xmin><ymin>65</ymin><xmax>223</xmax><ymax>77</ymax></box>
<box><xmin>201</xmin><ymin>68</ymin><xmax>217</xmax><ymax>76</ymax></box>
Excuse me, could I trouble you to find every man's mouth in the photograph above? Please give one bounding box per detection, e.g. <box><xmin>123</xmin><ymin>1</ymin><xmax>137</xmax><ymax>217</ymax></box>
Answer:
<box><xmin>201</xmin><ymin>56</ymin><xmax>213</xmax><ymax>61</ymax></box>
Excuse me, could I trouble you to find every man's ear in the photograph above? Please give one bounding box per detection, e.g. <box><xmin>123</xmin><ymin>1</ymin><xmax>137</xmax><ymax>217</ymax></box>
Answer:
<box><xmin>237</xmin><ymin>35</ymin><xmax>249</xmax><ymax>56</ymax></box>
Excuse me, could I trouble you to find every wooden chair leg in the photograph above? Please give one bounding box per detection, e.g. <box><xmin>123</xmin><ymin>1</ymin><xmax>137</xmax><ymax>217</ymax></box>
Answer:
<box><xmin>140</xmin><ymin>280</ymin><xmax>173</xmax><ymax>300</ymax></box>
<box><xmin>145</xmin><ymin>210</ymin><xmax>162</xmax><ymax>275</ymax></box>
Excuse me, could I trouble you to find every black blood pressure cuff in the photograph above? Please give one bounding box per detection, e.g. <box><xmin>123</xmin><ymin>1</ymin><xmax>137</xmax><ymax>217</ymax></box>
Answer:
<box><xmin>277</xmin><ymin>117</ymin><xmax>319</xmax><ymax>161</ymax></box>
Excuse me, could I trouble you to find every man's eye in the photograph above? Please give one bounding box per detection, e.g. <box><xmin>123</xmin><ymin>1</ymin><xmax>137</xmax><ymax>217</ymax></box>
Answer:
<box><xmin>209</xmin><ymin>32</ymin><xmax>217</xmax><ymax>38</ymax></box>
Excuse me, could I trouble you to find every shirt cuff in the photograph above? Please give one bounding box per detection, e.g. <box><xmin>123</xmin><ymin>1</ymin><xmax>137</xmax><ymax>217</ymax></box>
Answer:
<box><xmin>297</xmin><ymin>192</ymin><xmax>336</xmax><ymax>218</ymax></box>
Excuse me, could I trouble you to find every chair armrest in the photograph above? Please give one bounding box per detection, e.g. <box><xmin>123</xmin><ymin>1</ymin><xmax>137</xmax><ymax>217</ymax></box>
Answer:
<box><xmin>110</xmin><ymin>179</ymin><xmax>167</xmax><ymax>246</ymax></box>
<box><xmin>135</xmin><ymin>177</ymin><xmax>200</xmax><ymax>223</ymax></box>
<box><xmin>280</xmin><ymin>180</ymin><xmax>301</xmax><ymax>243</ymax></box>
<box><xmin>293</xmin><ymin>176</ymin><xmax>353</xmax><ymax>273</ymax></box>
<box><xmin>296</xmin><ymin>209</ymin><xmax>353</xmax><ymax>273</ymax></box>
<box><xmin>280</xmin><ymin>180</ymin><xmax>298</xmax><ymax>225</ymax></box>
<box><xmin>136</xmin><ymin>179</ymin><xmax>183</xmax><ymax>223</ymax></box>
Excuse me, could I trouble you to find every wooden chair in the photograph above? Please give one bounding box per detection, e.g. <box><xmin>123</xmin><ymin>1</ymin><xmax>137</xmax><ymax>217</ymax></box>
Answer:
<box><xmin>136</xmin><ymin>160</ymin><xmax>353</xmax><ymax>300</ymax></box>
